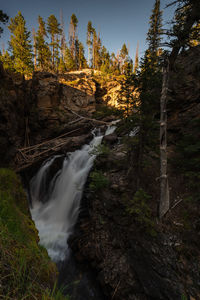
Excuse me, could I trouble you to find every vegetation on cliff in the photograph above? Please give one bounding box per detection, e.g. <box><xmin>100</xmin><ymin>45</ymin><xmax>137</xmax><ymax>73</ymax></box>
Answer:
<box><xmin>0</xmin><ymin>168</ymin><xmax>69</xmax><ymax>299</ymax></box>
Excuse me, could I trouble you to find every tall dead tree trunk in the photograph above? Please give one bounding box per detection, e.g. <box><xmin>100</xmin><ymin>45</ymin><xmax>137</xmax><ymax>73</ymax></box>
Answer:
<box><xmin>158</xmin><ymin>0</ymin><xmax>200</xmax><ymax>219</ymax></box>
<box><xmin>159</xmin><ymin>60</ymin><xmax>170</xmax><ymax>219</ymax></box>
<box><xmin>32</xmin><ymin>28</ymin><xmax>37</xmax><ymax>70</ymax></box>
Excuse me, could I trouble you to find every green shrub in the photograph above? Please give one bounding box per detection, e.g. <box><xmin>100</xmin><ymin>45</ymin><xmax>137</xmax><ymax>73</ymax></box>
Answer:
<box><xmin>93</xmin><ymin>104</ymin><xmax>122</xmax><ymax>119</ymax></box>
<box><xmin>90</xmin><ymin>144</ymin><xmax>110</xmax><ymax>157</ymax></box>
<box><xmin>125</xmin><ymin>189</ymin><xmax>156</xmax><ymax>236</ymax></box>
<box><xmin>89</xmin><ymin>170</ymin><xmax>109</xmax><ymax>191</ymax></box>
<box><xmin>174</xmin><ymin>118</ymin><xmax>200</xmax><ymax>200</ymax></box>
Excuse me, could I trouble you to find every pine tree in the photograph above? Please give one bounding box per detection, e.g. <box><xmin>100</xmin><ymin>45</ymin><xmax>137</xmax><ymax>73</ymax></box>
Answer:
<box><xmin>0</xmin><ymin>10</ymin><xmax>9</xmax><ymax>37</ymax></box>
<box><xmin>47</xmin><ymin>14</ymin><xmax>61</xmax><ymax>71</ymax></box>
<box><xmin>120</xmin><ymin>43</ymin><xmax>129</xmax><ymax>73</ymax></box>
<box><xmin>146</xmin><ymin>0</ymin><xmax>163</xmax><ymax>64</ymax></box>
<box><xmin>118</xmin><ymin>63</ymin><xmax>136</xmax><ymax>117</ymax></box>
<box><xmin>0</xmin><ymin>50</ymin><xmax>14</xmax><ymax>71</ymax></box>
<box><xmin>87</xmin><ymin>21</ymin><xmax>93</xmax><ymax>67</ymax></box>
<box><xmin>36</xmin><ymin>16</ymin><xmax>51</xmax><ymax>71</ymax></box>
<box><xmin>32</xmin><ymin>27</ymin><xmax>37</xmax><ymax>70</ymax></box>
<box><xmin>100</xmin><ymin>46</ymin><xmax>110</xmax><ymax>73</ymax></box>
<box><xmin>166</xmin><ymin>1</ymin><xmax>200</xmax><ymax>49</ymax></box>
<box><xmin>92</xmin><ymin>29</ymin><xmax>101</xmax><ymax>69</ymax></box>
<box><xmin>8</xmin><ymin>11</ymin><xmax>33</xmax><ymax>76</ymax></box>
<box><xmin>64</xmin><ymin>46</ymin><xmax>75</xmax><ymax>71</ymax></box>
<box><xmin>189</xmin><ymin>22</ymin><xmax>200</xmax><ymax>46</ymax></box>
<box><xmin>69</xmin><ymin>13</ymin><xmax>78</xmax><ymax>66</ymax></box>
<box><xmin>78</xmin><ymin>41</ymin><xmax>87</xmax><ymax>69</ymax></box>
<box><xmin>60</xmin><ymin>9</ymin><xmax>66</xmax><ymax>59</ymax></box>
<box><xmin>133</xmin><ymin>42</ymin><xmax>139</xmax><ymax>74</ymax></box>
<box><xmin>132</xmin><ymin>0</ymin><xmax>163</xmax><ymax>188</ymax></box>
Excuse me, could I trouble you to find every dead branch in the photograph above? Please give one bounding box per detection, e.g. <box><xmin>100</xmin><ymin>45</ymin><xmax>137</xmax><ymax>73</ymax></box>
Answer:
<box><xmin>170</xmin><ymin>199</ymin><xmax>183</xmax><ymax>211</ymax></box>
<box><xmin>111</xmin><ymin>280</ymin><xmax>121</xmax><ymax>300</ymax></box>
<box><xmin>64</xmin><ymin>107</ymin><xmax>109</xmax><ymax>125</ymax></box>
<box><xmin>18</xmin><ymin>128</ymin><xmax>81</xmax><ymax>152</ymax></box>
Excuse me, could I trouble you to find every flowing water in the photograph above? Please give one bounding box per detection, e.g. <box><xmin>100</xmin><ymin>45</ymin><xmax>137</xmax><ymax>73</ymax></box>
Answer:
<box><xmin>30</xmin><ymin>125</ymin><xmax>116</xmax><ymax>262</ymax></box>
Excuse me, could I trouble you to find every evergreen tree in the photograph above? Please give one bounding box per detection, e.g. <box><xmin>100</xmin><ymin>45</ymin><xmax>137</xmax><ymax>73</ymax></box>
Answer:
<box><xmin>133</xmin><ymin>42</ymin><xmax>139</xmax><ymax>74</ymax></box>
<box><xmin>60</xmin><ymin>9</ymin><xmax>66</xmax><ymax>59</ymax></box>
<box><xmin>166</xmin><ymin>1</ymin><xmax>200</xmax><ymax>50</ymax></box>
<box><xmin>132</xmin><ymin>0</ymin><xmax>163</xmax><ymax>187</ymax></box>
<box><xmin>189</xmin><ymin>22</ymin><xmax>200</xmax><ymax>46</ymax></box>
<box><xmin>32</xmin><ymin>27</ymin><xmax>37</xmax><ymax>70</ymax></box>
<box><xmin>0</xmin><ymin>10</ymin><xmax>9</xmax><ymax>37</ymax></box>
<box><xmin>110</xmin><ymin>51</ymin><xmax>120</xmax><ymax>74</ymax></box>
<box><xmin>92</xmin><ymin>29</ymin><xmax>101</xmax><ymax>69</ymax></box>
<box><xmin>87</xmin><ymin>21</ymin><xmax>93</xmax><ymax>67</ymax></box>
<box><xmin>69</xmin><ymin>13</ymin><xmax>78</xmax><ymax>66</ymax></box>
<box><xmin>120</xmin><ymin>43</ymin><xmax>129</xmax><ymax>73</ymax></box>
<box><xmin>146</xmin><ymin>0</ymin><xmax>163</xmax><ymax>63</ymax></box>
<box><xmin>58</xmin><ymin>57</ymin><xmax>66</xmax><ymax>73</ymax></box>
<box><xmin>100</xmin><ymin>46</ymin><xmax>111</xmax><ymax>73</ymax></box>
<box><xmin>64</xmin><ymin>46</ymin><xmax>75</xmax><ymax>71</ymax></box>
<box><xmin>8</xmin><ymin>11</ymin><xmax>33</xmax><ymax>75</ymax></box>
<box><xmin>47</xmin><ymin>14</ymin><xmax>61</xmax><ymax>71</ymax></box>
<box><xmin>118</xmin><ymin>63</ymin><xmax>136</xmax><ymax>117</ymax></box>
<box><xmin>0</xmin><ymin>50</ymin><xmax>14</xmax><ymax>71</ymax></box>
<box><xmin>36</xmin><ymin>16</ymin><xmax>51</xmax><ymax>71</ymax></box>
<box><xmin>78</xmin><ymin>41</ymin><xmax>87</xmax><ymax>69</ymax></box>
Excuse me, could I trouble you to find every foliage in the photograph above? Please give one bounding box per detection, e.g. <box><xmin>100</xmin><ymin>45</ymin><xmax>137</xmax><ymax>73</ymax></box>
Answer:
<box><xmin>0</xmin><ymin>168</ymin><xmax>59</xmax><ymax>299</ymax></box>
<box><xmin>89</xmin><ymin>170</ymin><xmax>109</xmax><ymax>191</ymax></box>
<box><xmin>165</xmin><ymin>0</ymin><xmax>200</xmax><ymax>56</ymax></box>
<box><xmin>90</xmin><ymin>143</ymin><xmax>110</xmax><ymax>157</ymax></box>
<box><xmin>125</xmin><ymin>189</ymin><xmax>156</xmax><ymax>235</ymax></box>
<box><xmin>189</xmin><ymin>22</ymin><xmax>200</xmax><ymax>46</ymax></box>
<box><xmin>146</xmin><ymin>0</ymin><xmax>163</xmax><ymax>59</ymax></box>
<box><xmin>93</xmin><ymin>104</ymin><xmax>123</xmax><ymax>119</ymax></box>
<box><xmin>0</xmin><ymin>10</ymin><xmax>9</xmax><ymax>37</ymax></box>
<box><xmin>47</xmin><ymin>14</ymin><xmax>61</xmax><ymax>72</ymax></box>
<box><xmin>78</xmin><ymin>41</ymin><xmax>88</xmax><ymax>69</ymax></box>
<box><xmin>8</xmin><ymin>11</ymin><xmax>33</xmax><ymax>75</ymax></box>
<box><xmin>36</xmin><ymin>16</ymin><xmax>51</xmax><ymax>71</ymax></box>
<box><xmin>174</xmin><ymin>118</ymin><xmax>200</xmax><ymax>201</ymax></box>
<box><xmin>65</xmin><ymin>46</ymin><xmax>76</xmax><ymax>71</ymax></box>
<box><xmin>130</xmin><ymin>0</ymin><xmax>163</xmax><ymax>185</ymax></box>
<box><xmin>133</xmin><ymin>42</ymin><xmax>139</xmax><ymax>74</ymax></box>
<box><xmin>117</xmin><ymin>62</ymin><xmax>137</xmax><ymax>117</ymax></box>
<box><xmin>69</xmin><ymin>13</ymin><xmax>78</xmax><ymax>68</ymax></box>
<box><xmin>0</xmin><ymin>50</ymin><xmax>15</xmax><ymax>71</ymax></box>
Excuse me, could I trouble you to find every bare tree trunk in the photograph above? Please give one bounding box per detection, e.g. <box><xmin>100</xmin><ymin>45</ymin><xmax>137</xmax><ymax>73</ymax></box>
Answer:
<box><xmin>159</xmin><ymin>60</ymin><xmax>170</xmax><ymax>219</ymax></box>
<box><xmin>32</xmin><ymin>28</ymin><xmax>37</xmax><ymax>70</ymax></box>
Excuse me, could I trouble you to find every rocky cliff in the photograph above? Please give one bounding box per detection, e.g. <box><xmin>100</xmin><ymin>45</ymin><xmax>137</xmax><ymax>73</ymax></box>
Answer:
<box><xmin>0</xmin><ymin>66</ymin><xmax>121</xmax><ymax>168</ymax></box>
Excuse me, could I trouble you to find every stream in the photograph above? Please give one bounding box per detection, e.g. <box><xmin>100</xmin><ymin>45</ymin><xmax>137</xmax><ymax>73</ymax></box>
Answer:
<box><xmin>29</xmin><ymin>125</ymin><xmax>116</xmax><ymax>299</ymax></box>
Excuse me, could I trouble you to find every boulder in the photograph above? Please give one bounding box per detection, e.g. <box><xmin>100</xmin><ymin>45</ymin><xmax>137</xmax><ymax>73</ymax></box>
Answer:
<box><xmin>103</xmin><ymin>133</ymin><xmax>118</xmax><ymax>145</ymax></box>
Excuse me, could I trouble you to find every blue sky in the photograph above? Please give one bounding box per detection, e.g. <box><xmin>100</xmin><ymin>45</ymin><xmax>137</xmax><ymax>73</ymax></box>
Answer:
<box><xmin>1</xmin><ymin>0</ymin><xmax>175</xmax><ymax>61</ymax></box>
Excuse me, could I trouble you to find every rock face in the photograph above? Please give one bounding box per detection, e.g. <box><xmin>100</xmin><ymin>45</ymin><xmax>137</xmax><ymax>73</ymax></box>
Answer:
<box><xmin>69</xmin><ymin>142</ymin><xmax>183</xmax><ymax>300</ymax></box>
<box><xmin>0</xmin><ymin>63</ymin><xmax>28</xmax><ymax>166</ymax></box>
<box><xmin>0</xmin><ymin>68</ymin><xmax>111</xmax><ymax>167</ymax></box>
<box><xmin>168</xmin><ymin>45</ymin><xmax>200</xmax><ymax>135</ymax></box>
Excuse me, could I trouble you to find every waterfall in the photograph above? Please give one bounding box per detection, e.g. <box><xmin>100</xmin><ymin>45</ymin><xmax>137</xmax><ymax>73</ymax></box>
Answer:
<box><xmin>30</xmin><ymin>125</ymin><xmax>116</xmax><ymax>262</ymax></box>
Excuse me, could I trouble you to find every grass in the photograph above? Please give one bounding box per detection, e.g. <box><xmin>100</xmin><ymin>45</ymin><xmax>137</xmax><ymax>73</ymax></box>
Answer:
<box><xmin>0</xmin><ymin>168</ymin><xmax>70</xmax><ymax>299</ymax></box>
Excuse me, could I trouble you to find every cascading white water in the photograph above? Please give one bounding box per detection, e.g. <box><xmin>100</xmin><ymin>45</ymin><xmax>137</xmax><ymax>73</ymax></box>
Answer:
<box><xmin>30</xmin><ymin>126</ymin><xmax>116</xmax><ymax>262</ymax></box>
